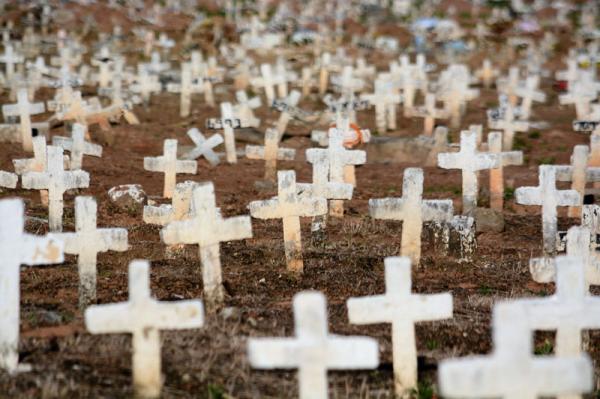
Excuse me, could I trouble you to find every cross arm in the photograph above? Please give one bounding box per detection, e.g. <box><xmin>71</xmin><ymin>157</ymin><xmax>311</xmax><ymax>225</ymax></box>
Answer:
<box><xmin>143</xmin><ymin>204</ymin><xmax>175</xmax><ymax>226</ymax></box>
<box><xmin>98</xmin><ymin>228</ymin><xmax>128</xmax><ymax>252</ymax></box>
<box><xmin>422</xmin><ymin>200</ymin><xmax>454</xmax><ymax>222</ymax></box>
<box><xmin>347</xmin><ymin>295</ymin><xmax>390</xmax><ymax>324</ymax></box>
<box><xmin>295</xmin><ymin>197</ymin><xmax>328</xmax><ymax>217</ymax></box>
<box><xmin>0</xmin><ymin>171</ymin><xmax>17</xmax><ymax>188</ymax></box>
<box><xmin>248</xmin><ymin>198</ymin><xmax>283</xmax><ymax>219</ymax></box>
<box><xmin>142</xmin><ymin>300</ymin><xmax>205</xmax><ymax>330</ymax></box>
<box><xmin>22</xmin><ymin>233</ymin><xmax>64</xmax><ymax>265</ymax></box>
<box><xmin>83</xmin><ymin>142</ymin><xmax>103</xmax><ymax>157</ymax></box>
<box><xmin>175</xmin><ymin>160</ymin><xmax>198</xmax><ymax>174</ymax></box>
<box><xmin>413</xmin><ymin>293</ymin><xmax>453</xmax><ymax>321</ymax></box>
<box><xmin>64</xmin><ymin>170</ymin><xmax>90</xmax><ymax>190</ymax></box>
<box><xmin>369</xmin><ymin>198</ymin><xmax>406</xmax><ymax>220</ymax></box>
<box><xmin>343</xmin><ymin>150</ymin><xmax>367</xmax><ymax>166</ymax></box>
<box><xmin>439</xmin><ymin>357</ymin><xmax>502</xmax><ymax>397</ymax></box>
<box><xmin>247</xmin><ymin>338</ymin><xmax>300</xmax><ymax>369</ymax></box>
<box><xmin>557</xmin><ymin>190</ymin><xmax>580</xmax><ymax>207</ymax></box>
<box><xmin>160</xmin><ymin>218</ymin><xmax>200</xmax><ymax>245</ymax></box>
<box><xmin>501</xmin><ymin>151</ymin><xmax>523</xmax><ymax>166</ymax></box>
<box><xmin>211</xmin><ymin>216</ymin><xmax>253</xmax><ymax>245</ymax></box>
<box><xmin>326</xmin><ymin>336</ymin><xmax>379</xmax><ymax>369</ymax></box>
<box><xmin>52</xmin><ymin>136</ymin><xmax>73</xmax><ymax>151</ymax></box>
<box><xmin>515</xmin><ymin>187</ymin><xmax>542</xmax><ymax>205</ymax></box>
<box><xmin>437</xmin><ymin>153</ymin><xmax>460</xmax><ymax>170</ymax></box>
<box><xmin>21</xmin><ymin>171</ymin><xmax>51</xmax><ymax>190</ymax></box>
<box><xmin>297</xmin><ymin>182</ymin><xmax>353</xmax><ymax>201</ymax></box>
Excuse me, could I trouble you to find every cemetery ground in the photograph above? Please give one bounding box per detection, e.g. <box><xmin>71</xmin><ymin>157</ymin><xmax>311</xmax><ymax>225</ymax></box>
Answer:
<box><xmin>1</xmin><ymin>75</ymin><xmax>598</xmax><ymax>398</ymax></box>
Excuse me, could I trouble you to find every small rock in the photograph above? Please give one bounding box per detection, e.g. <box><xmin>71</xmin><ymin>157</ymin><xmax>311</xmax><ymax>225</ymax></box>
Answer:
<box><xmin>108</xmin><ymin>184</ymin><xmax>147</xmax><ymax>213</ymax></box>
<box><xmin>220</xmin><ymin>306</ymin><xmax>241</xmax><ymax>320</ymax></box>
<box><xmin>36</xmin><ymin>310</ymin><xmax>63</xmax><ymax>325</ymax></box>
<box><xmin>473</xmin><ymin>207</ymin><xmax>505</xmax><ymax>233</ymax></box>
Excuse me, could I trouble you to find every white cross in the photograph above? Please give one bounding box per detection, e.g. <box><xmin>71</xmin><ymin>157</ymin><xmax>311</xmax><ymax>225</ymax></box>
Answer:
<box><xmin>22</xmin><ymin>146</ymin><xmax>90</xmax><ymax>232</ymax></box>
<box><xmin>130</xmin><ymin>67</ymin><xmax>161</xmax><ymax>105</ymax></box>
<box><xmin>182</xmin><ymin>128</ymin><xmax>223</xmax><ymax>166</ymax></box>
<box><xmin>2</xmin><ymin>88</ymin><xmax>45</xmax><ymax>152</ymax></box>
<box><xmin>475</xmin><ymin>58</ymin><xmax>499</xmax><ymax>88</ymax></box>
<box><xmin>51</xmin><ymin>196</ymin><xmax>127</xmax><ymax>307</ymax></box>
<box><xmin>360</xmin><ymin>79</ymin><xmax>402</xmax><ymax>133</ymax></box>
<box><xmin>166</xmin><ymin>63</ymin><xmax>199</xmax><ymax>118</ymax></box>
<box><xmin>0</xmin><ymin>44</ymin><xmax>23</xmax><ymax>80</ymax></box>
<box><xmin>144</xmin><ymin>181</ymin><xmax>198</xmax><ymax>226</ymax></box>
<box><xmin>497</xmin><ymin>67</ymin><xmax>521</xmax><ymax>106</ymax></box>
<box><xmin>348</xmin><ymin>256</ymin><xmax>452</xmax><ymax>396</ymax></box>
<box><xmin>248</xmin><ymin>291</ymin><xmax>379</xmax><ymax>399</ymax></box>
<box><xmin>234</xmin><ymin>90</ymin><xmax>261</xmax><ymax>128</ymax></box>
<box><xmin>488</xmin><ymin>105</ymin><xmax>529</xmax><ymax>150</ymax></box>
<box><xmin>437</xmin><ymin>130</ymin><xmax>499</xmax><ymax>214</ymax></box>
<box><xmin>515</xmin><ymin>165</ymin><xmax>580</xmax><ymax>255</ymax></box>
<box><xmin>251</xmin><ymin>63</ymin><xmax>277</xmax><ymax>105</ymax></box>
<box><xmin>0</xmin><ymin>171</ymin><xmax>17</xmax><ymax>189</ymax></box>
<box><xmin>52</xmin><ymin>123</ymin><xmax>102</xmax><ymax>170</ymax></box>
<box><xmin>518</xmin><ymin>255</ymin><xmax>600</xmax><ymax>381</ymax></box>
<box><xmin>219</xmin><ymin>102</ymin><xmax>240</xmax><ymax>164</ymax></box>
<box><xmin>248</xmin><ymin>170</ymin><xmax>327</xmax><ymax>273</ymax></box>
<box><xmin>412</xmin><ymin>93</ymin><xmax>448</xmax><ymax>136</ymax></box>
<box><xmin>143</xmin><ymin>139</ymin><xmax>197</xmax><ymax>198</ymax></box>
<box><xmin>306</xmin><ymin>129</ymin><xmax>366</xmax><ymax>217</ymax></box>
<box><xmin>160</xmin><ymin>182</ymin><xmax>252</xmax><ymax>304</ymax></box>
<box><xmin>332</xmin><ymin>65</ymin><xmax>364</xmax><ymax>97</ymax></box>
<box><xmin>246</xmin><ymin>128</ymin><xmax>296</xmax><ymax>181</ymax></box>
<box><xmin>515</xmin><ymin>75</ymin><xmax>546</xmax><ymax>119</ymax></box>
<box><xmin>488</xmin><ymin>132</ymin><xmax>523</xmax><ymax>211</ymax></box>
<box><xmin>439</xmin><ymin>301</ymin><xmax>593</xmax><ymax>399</ymax></box>
<box><xmin>85</xmin><ymin>260</ymin><xmax>204</xmax><ymax>399</ymax></box>
<box><xmin>274</xmin><ymin>90</ymin><xmax>302</xmax><ymax>138</ymax></box>
<box><xmin>0</xmin><ymin>198</ymin><xmax>64</xmax><ymax>372</ymax></box>
<box><xmin>13</xmin><ymin>136</ymin><xmax>48</xmax><ymax>175</ymax></box>
<box><xmin>369</xmin><ymin>168</ymin><xmax>454</xmax><ymax>265</ymax></box>
<box><xmin>559</xmin><ymin>82</ymin><xmax>596</xmax><ymax>119</ymax></box>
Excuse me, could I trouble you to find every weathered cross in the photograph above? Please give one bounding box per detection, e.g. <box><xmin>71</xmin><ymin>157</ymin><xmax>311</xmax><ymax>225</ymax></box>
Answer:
<box><xmin>248</xmin><ymin>291</ymin><xmax>379</xmax><ymax>399</ymax></box>
<box><xmin>251</xmin><ymin>63</ymin><xmax>277</xmax><ymax>105</ymax></box>
<box><xmin>52</xmin><ymin>123</ymin><xmax>102</xmax><ymax>170</ymax></box>
<box><xmin>515</xmin><ymin>165</ymin><xmax>580</xmax><ymax>256</ymax></box>
<box><xmin>369</xmin><ymin>168</ymin><xmax>454</xmax><ymax>265</ymax></box>
<box><xmin>438</xmin><ymin>130</ymin><xmax>499</xmax><ymax>214</ymax></box>
<box><xmin>274</xmin><ymin>90</ymin><xmax>302</xmax><ymax>138</ymax></box>
<box><xmin>143</xmin><ymin>139</ymin><xmax>197</xmax><ymax>198</ymax></box>
<box><xmin>181</xmin><ymin>128</ymin><xmax>223</xmax><ymax>166</ymax></box>
<box><xmin>248</xmin><ymin>171</ymin><xmax>327</xmax><ymax>273</ymax></box>
<box><xmin>85</xmin><ymin>260</ymin><xmax>204</xmax><ymax>399</ymax></box>
<box><xmin>515</xmin><ymin>75</ymin><xmax>546</xmax><ymax>119</ymax></box>
<box><xmin>348</xmin><ymin>256</ymin><xmax>452</xmax><ymax>396</ymax></box>
<box><xmin>412</xmin><ymin>92</ymin><xmax>448</xmax><ymax>136</ymax></box>
<box><xmin>0</xmin><ymin>198</ymin><xmax>64</xmax><ymax>373</ymax></box>
<box><xmin>22</xmin><ymin>146</ymin><xmax>90</xmax><ymax>232</ymax></box>
<box><xmin>160</xmin><ymin>182</ymin><xmax>252</xmax><ymax>305</ymax></box>
<box><xmin>51</xmin><ymin>196</ymin><xmax>127</xmax><ymax>308</ymax></box>
<box><xmin>0</xmin><ymin>44</ymin><xmax>23</xmax><ymax>80</ymax></box>
<box><xmin>219</xmin><ymin>102</ymin><xmax>240</xmax><ymax>164</ymax></box>
<box><xmin>144</xmin><ymin>181</ymin><xmax>198</xmax><ymax>226</ymax></box>
<box><xmin>246</xmin><ymin>128</ymin><xmax>296</xmax><ymax>182</ymax></box>
<box><xmin>234</xmin><ymin>90</ymin><xmax>261</xmax><ymax>128</ymax></box>
<box><xmin>439</xmin><ymin>301</ymin><xmax>593</xmax><ymax>399</ymax></box>
<box><xmin>0</xmin><ymin>171</ymin><xmax>17</xmax><ymax>189</ymax></box>
<box><xmin>166</xmin><ymin>62</ymin><xmax>200</xmax><ymax>118</ymax></box>
<box><xmin>2</xmin><ymin>88</ymin><xmax>45</xmax><ymax>152</ymax></box>
<box><xmin>360</xmin><ymin>79</ymin><xmax>401</xmax><ymax>133</ymax></box>
<box><xmin>488</xmin><ymin>105</ymin><xmax>529</xmax><ymax>150</ymax></box>
<box><xmin>487</xmin><ymin>131</ymin><xmax>523</xmax><ymax>210</ymax></box>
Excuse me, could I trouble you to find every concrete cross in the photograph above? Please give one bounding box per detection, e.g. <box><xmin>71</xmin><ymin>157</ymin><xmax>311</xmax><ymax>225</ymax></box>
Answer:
<box><xmin>51</xmin><ymin>196</ymin><xmax>127</xmax><ymax>308</ymax></box>
<box><xmin>246</xmin><ymin>128</ymin><xmax>296</xmax><ymax>182</ymax></box>
<box><xmin>166</xmin><ymin>62</ymin><xmax>198</xmax><ymax>118</ymax></box>
<box><xmin>559</xmin><ymin>82</ymin><xmax>596</xmax><ymax>119</ymax></box>
<box><xmin>160</xmin><ymin>182</ymin><xmax>252</xmax><ymax>304</ymax></box>
<box><xmin>274</xmin><ymin>90</ymin><xmax>301</xmax><ymax>138</ymax></box>
<box><xmin>0</xmin><ymin>198</ymin><xmax>64</xmax><ymax>373</ymax></box>
<box><xmin>488</xmin><ymin>105</ymin><xmax>529</xmax><ymax>150</ymax></box>
<box><xmin>439</xmin><ymin>301</ymin><xmax>593</xmax><ymax>399</ymax></box>
<box><xmin>22</xmin><ymin>146</ymin><xmax>90</xmax><ymax>232</ymax></box>
<box><xmin>369</xmin><ymin>168</ymin><xmax>454</xmax><ymax>265</ymax></box>
<box><xmin>332</xmin><ymin>65</ymin><xmax>364</xmax><ymax>98</ymax></box>
<box><xmin>412</xmin><ymin>93</ymin><xmax>448</xmax><ymax>136</ymax></box>
<box><xmin>347</xmin><ymin>256</ymin><xmax>452</xmax><ymax>396</ymax></box>
<box><xmin>130</xmin><ymin>66</ymin><xmax>161</xmax><ymax>105</ymax></box>
<box><xmin>144</xmin><ymin>181</ymin><xmax>198</xmax><ymax>226</ymax></box>
<box><xmin>360</xmin><ymin>79</ymin><xmax>401</xmax><ymax>133</ymax></box>
<box><xmin>251</xmin><ymin>63</ymin><xmax>277</xmax><ymax>105</ymax></box>
<box><xmin>554</xmin><ymin>145</ymin><xmax>600</xmax><ymax>218</ymax></box>
<box><xmin>52</xmin><ymin>123</ymin><xmax>102</xmax><ymax>170</ymax></box>
<box><xmin>438</xmin><ymin>130</ymin><xmax>499</xmax><ymax>214</ymax></box>
<box><xmin>515</xmin><ymin>75</ymin><xmax>546</xmax><ymax>119</ymax></box>
<box><xmin>143</xmin><ymin>139</ymin><xmax>197</xmax><ymax>199</ymax></box>
<box><xmin>85</xmin><ymin>260</ymin><xmax>204</xmax><ymax>399</ymax></box>
<box><xmin>0</xmin><ymin>171</ymin><xmax>17</xmax><ymax>189</ymax></box>
<box><xmin>475</xmin><ymin>58</ymin><xmax>499</xmax><ymax>88</ymax></box>
<box><xmin>497</xmin><ymin>67</ymin><xmax>521</xmax><ymax>106</ymax></box>
<box><xmin>248</xmin><ymin>291</ymin><xmax>379</xmax><ymax>399</ymax></box>
<box><xmin>216</xmin><ymin>102</ymin><xmax>240</xmax><ymax>164</ymax></box>
<box><xmin>488</xmin><ymin>132</ymin><xmax>523</xmax><ymax>210</ymax></box>
<box><xmin>234</xmin><ymin>90</ymin><xmax>261</xmax><ymax>128</ymax></box>
<box><xmin>2</xmin><ymin>88</ymin><xmax>45</xmax><ymax>152</ymax></box>
<box><xmin>306</xmin><ymin>129</ymin><xmax>366</xmax><ymax>217</ymax></box>
<box><xmin>0</xmin><ymin>44</ymin><xmax>23</xmax><ymax>80</ymax></box>
<box><xmin>517</xmin><ymin>255</ymin><xmax>600</xmax><ymax>399</ymax></box>
<box><xmin>248</xmin><ymin>171</ymin><xmax>327</xmax><ymax>273</ymax></box>
<box><xmin>515</xmin><ymin>165</ymin><xmax>580</xmax><ymax>256</ymax></box>
<box><xmin>182</xmin><ymin>128</ymin><xmax>223</xmax><ymax>166</ymax></box>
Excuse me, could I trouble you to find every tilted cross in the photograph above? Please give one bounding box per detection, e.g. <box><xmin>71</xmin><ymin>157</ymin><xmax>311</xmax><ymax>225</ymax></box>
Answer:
<box><xmin>85</xmin><ymin>260</ymin><xmax>204</xmax><ymax>399</ymax></box>
<box><xmin>160</xmin><ymin>182</ymin><xmax>252</xmax><ymax>304</ymax></box>
<box><xmin>143</xmin><ymin>139</ymin><xmax>197</xmax><ymax>198</ymax></box>
<box><xmin>51</xmin><ymin>196</ymin><xmax>127</xmax><ymax>308</ymax></box>
<box><xmin>515</xmin><ymin>165</ymin><xmax>580</xmax><ymax>256</ymax></box>
<box><xmin>248</xmin><ymin>291</ymin><xmax>379</xmax><ymax>399</ymax></box>
<box><xmin>348</xmin><ymin>256</ymin><xmax>452</xmax><ymax>396</ymax></box>
<box><xmin>438</xmin><ymin>130</ymin><xmax>499</xmax><ymax>214</ymax></box>
<box><xmin>487</xmin><ymin>132</ymin><xmax>523</xmax><ymax>211</ymax></box>
<box><xmin>2</xmin><ymin>88</ymin><xmax>45</xmax><ymax>152</ymax></box>
<box><xmin>439</xmin><ymin>301</ymin><xmax>593</xmax><ymax>399</ymax></box>
<box><xmin>248</xmin><ymin>171</ymin><xmax>327</xmax><ymax>273</ymax></box>
<box><xmin>22</xmin><ymin>146</ymin><xmax>90</xmax><ymax>232</ymax></box>
<box><xmin>182</xmin><ymin>128</ymin><xmax>223</xmax><ymax>166</ymax></box>
<box><xmin>0</xmin><ymin>198</ymin><xmax>64</xmax><ymax>372</ymax></box>
<box><xmin>246</xmin><ymin>128</ymin><xmax>296</xmax><ymax>182</ymax></box>
<box><xmin>369</xmin><ymin>168</ymin><xmax>454</xmax><ymax>265</ymax></box>
<box><xmin>52</xmin><ymin>123</ymin><xmax>102</xmax><ymax>170</ymax></box>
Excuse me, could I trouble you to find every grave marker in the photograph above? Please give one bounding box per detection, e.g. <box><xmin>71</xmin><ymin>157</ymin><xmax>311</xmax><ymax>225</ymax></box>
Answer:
<box><xmin>52</xmin><ymin>123</ymin><xmax>102</xmax><ymax>170</ymax></box>
<box><xmin>246</xmin><ymin>128</ymin><xmax>296</xmax><ymax>182</ymax></box>
<box><xmin>488</xmin><ymin>132</ymin><xmax>523</xmax><ymax>210</ymax></box>
<box><xmin>2</xmin><ymin>88</ymin><xmax>45</xmax><ymax>152</ymax></box>
<box><xmin>182</xmin><ymin>128</ymin><xmax>223</xmax><ymax>166</ymax></box>
<box><xmin>143</xmin><ymin>139</ymin><xmax>197</xmax><ymax>199</ymax></box>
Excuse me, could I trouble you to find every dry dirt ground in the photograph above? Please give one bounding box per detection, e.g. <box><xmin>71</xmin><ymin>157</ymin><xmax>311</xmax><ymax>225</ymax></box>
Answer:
<box><xmin>0</xmin><ymin>3</ymin><xmax>599</xmax><ymax>399</ymax></box>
